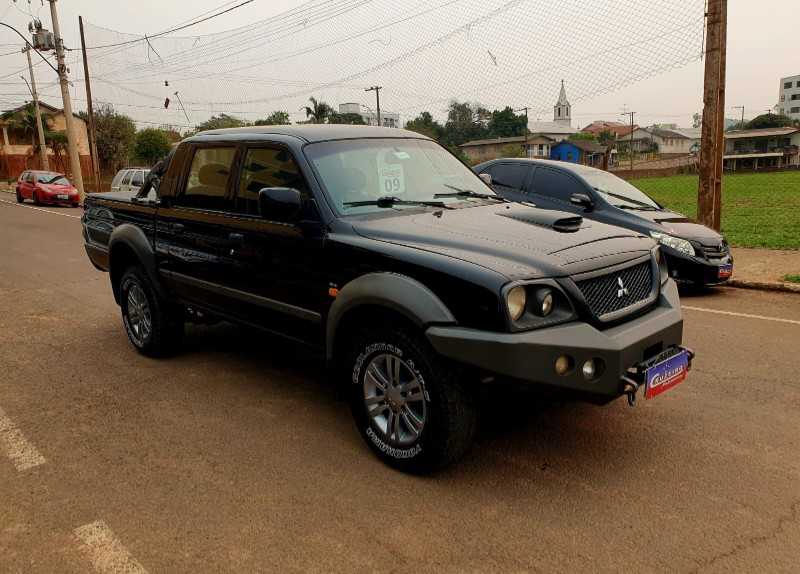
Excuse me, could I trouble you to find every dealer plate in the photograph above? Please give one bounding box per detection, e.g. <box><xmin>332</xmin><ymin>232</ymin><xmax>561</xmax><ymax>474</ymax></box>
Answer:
<box><xmin>645</xmin><ymin>349</ymin><xmax>689</xmax><ymax>400</ymax></box>
<box><xmin>718</xmin><ymin>263</ymin><xmax>733</xmax><ymax>279</ymax></box>
<box><xmin>55</xmin><ymin>194</ymin><xmax>69</xmax><ymax>200</ymax></box>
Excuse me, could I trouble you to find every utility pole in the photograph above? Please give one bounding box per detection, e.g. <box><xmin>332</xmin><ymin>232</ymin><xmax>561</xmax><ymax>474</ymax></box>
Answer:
<box><xmin>622</xmin><ymin>110</ymin><xmax>636</xmax><ymax>171</ymax></box>
<box><xmin>365</xmin><ymin>86</ymin><xmax>381</xmax><ymax>126</ymax></box>
<box><xmin>23</xmin><ymin>45</ymin><xmax>49</xmax><ymax>171</ymax></box>
<box><xmin>732</xmin><ymin>105</ymin><xmax>744</xmax><ymax>128</ymax></box>
<box><xmin>79</xmin><ymin>16</ymin><xmax>100</xmax><ymax>193</ymax></box>
<box><xmin>516</xmin><ymin>107</ymin><xmax>530</xmax><ymax>124</ymax></box>
<box><xmin>47</xmin><ymin>0</ymin><xmax>84</xmax><ymax>201</ymax></box>
<box><xmin>697</xmin><ymin>0</ymin><xmax>726</xmax><ymax>231</ymax></box>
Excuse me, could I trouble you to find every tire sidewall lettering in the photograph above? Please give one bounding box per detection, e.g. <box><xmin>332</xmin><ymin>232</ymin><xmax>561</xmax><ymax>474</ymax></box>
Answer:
<box><xmin>366</xmin><ymin>427</ymin><xmax>422</xmax><ymax>459</ymax></box>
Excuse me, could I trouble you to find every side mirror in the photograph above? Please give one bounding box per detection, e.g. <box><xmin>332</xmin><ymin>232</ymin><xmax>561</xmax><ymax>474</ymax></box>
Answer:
<box><xmin>479</xmin><ymin>173</ymin><xmax>492</xmax><ymax>186</ymax></box>
<box><xmin>259</xmin><ymin>187</ymin><xmax>303</xmax><ymax>222</ymax></box>
<box><xmin>570</xmin><ymin>193</ymin><xmax>593</xmax><ymax>211</ymax></box>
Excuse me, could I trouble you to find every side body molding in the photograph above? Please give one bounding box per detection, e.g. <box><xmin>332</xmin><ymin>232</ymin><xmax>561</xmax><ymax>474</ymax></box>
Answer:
<box><xmin>108</xmin><ymin>224</ymin><xmax>164</xmax><ymax>304</ymax></box>
<box><xmin>326</xmin><ymin>273</ymin><xmax>457</xmax><ymax>361</ymax></box>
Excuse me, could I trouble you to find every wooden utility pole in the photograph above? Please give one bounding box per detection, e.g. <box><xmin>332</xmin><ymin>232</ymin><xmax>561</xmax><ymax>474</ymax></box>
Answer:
<box><xmin>365</xmin><ymin>86</ymin><xmax>381</xmax><ymax>126</ymax></box>
<box><xmin>622</xmin><ymin>110</ymin><xmax>636</xmax><ymax>171</ymax></box>
<box><xmin>697</xmin><ymin>0</ymin><xmax>727</xmax><ymax>231</ymax></box>
<box><xmin>79</xmin><ymin>16</ymin><xmax>100</xmax><ymax>194</ymax></box>
<box><xmin>23</xmin><ymin>44</ymin><xmax>49</xmax><ymax>171</ymax></box>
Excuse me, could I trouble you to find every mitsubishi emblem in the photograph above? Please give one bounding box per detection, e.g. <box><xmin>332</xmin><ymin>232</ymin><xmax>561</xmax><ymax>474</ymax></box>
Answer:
<box><xmin>617</xmin><ymin>277</ymin><xmax>629</xmax><ymax>298</ymax></box>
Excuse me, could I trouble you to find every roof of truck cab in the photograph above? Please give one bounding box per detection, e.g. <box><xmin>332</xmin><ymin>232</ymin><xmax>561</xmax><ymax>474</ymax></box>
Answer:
<box><xmin>189</xmin><ymin>124</ymin><xmax>427</xmax><ymax>143</ymax></box>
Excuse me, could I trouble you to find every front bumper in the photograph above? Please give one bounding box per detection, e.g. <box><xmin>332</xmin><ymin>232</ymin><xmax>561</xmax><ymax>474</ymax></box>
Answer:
<box><xmin>43</xmin><ymin>193</ymin><xmax>78</xmax><ymax>205</ymax></box>
<box><xmin>426</xmin><ymin>280</ymin><xmax>685</xmax><ymax>403</ymax></box>
<box><xmin>665</xmin><ymin>251</ymin><xmax>733</xmax><ymax>287</ymax></box>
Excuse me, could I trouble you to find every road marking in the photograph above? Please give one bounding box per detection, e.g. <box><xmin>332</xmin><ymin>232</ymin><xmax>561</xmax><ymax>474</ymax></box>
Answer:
<box><xmin>0</xmin><ymin>197</ymin><xmax>82</xmax><ymax>219</ymax></box>
<box><xmin>683</xmin><ymin>306</ymin><xmax>800</xmax><ymax>326</ymax></box>
<box><xmin>75</xmin><ymin>521</ymin><xmax>148</xmax><ymax>574</ymax></box>
<box><xmin>0</xmin><ymin>407</ymin><xmax>46</xmax><ymax>471</ymax></box>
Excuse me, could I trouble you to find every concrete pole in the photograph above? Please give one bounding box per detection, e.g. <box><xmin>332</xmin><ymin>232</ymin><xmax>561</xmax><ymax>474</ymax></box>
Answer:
<box><xmin>48</xmin><ymin>0</ymin><xmax>84</xmax><ymax>201</ymax></box>
<box><xmin>24</xmin><ymin>45</ymin><xmax>49</xmax><ymax>171</ymax></box>
<box><xmin>697</xmin><ymin>0</ymin><xmax>722</xmax><ymax>230</ymax></box>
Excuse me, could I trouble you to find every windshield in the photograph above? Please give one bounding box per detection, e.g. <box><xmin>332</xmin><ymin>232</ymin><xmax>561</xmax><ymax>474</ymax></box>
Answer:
<box><xmin>35</xmin><ymin>173</ymin><xmax>69</xmax><ymax>185</ymax></box>
<box><xmin>583</xmin><ymin>171</ymin><xmax>660</xmax><ymax>209</ymax></box>
<box><xmin>304</xmin><ymin>138</ymin><xmax>496</xmax><ymax>215</ymax></box>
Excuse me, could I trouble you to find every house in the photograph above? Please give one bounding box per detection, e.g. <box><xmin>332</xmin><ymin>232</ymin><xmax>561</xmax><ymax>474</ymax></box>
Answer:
<box><xmin>580</xmin><ymin>120</ymin><xmax>634</xmax><ymax>139</ymax></box>
<box><xmin>0</xmin><ymin>101</ymin><xmax>91</xmax><ymax>179</ymax></box>
<box><xmin>778</xmin><ymin>74</ymin><xmax>800</xmax><ymax>121</ymax></box>
<box><xmin>460</xmin><ymin>134</ymin><xmax>555</xmax><ymax>163</ymax></box>
<box><xmin>625</xmin><ymin>127</ymin><xmax>692</xmax><ymax>156</ymax></box>
<box><xmin>671</xmin><ymin>128</ymin><xmax>702</xmax><ymax>153</ymax></box>
<box><xmin>723</xmin><ymin>127</ymin><xmax>799</xmax><ymax>170</ymax></box>
<box><xmin>550</xmin><ymin>139</ymin><xmax>608</xmax><ymax>167</ymax></box>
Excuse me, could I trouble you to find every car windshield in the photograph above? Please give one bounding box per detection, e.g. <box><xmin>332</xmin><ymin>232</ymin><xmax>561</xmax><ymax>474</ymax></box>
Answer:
<box><xmin>304</xmin><ymin>138</ymin><xmax>496</xmax><ymax>214</ymax></box>
<box><xmin>35</xmin><ymin>173</ymin><xmax>69</xmax><ymax>185</ymax></box>
<box><xmin>583</xmin><ymin>171</ymin><xmax>661</xmax><ymax>209</ymax></box>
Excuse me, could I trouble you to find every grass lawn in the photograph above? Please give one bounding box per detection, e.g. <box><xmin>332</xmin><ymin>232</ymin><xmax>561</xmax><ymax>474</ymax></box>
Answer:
<box><xmin>633</xmin><ymin>172</ymin><xmax>800</xmax><ymax>249</ymax></box>
<box><xmin>783</xmin><ymin>274</ymin><xmax>800</xmax><ymax>284</ymax></box>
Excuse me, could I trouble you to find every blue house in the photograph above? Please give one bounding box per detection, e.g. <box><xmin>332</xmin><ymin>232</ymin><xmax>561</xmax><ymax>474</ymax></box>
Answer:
<box><xmin>550</xmin><ymin>139</ymin><xmax>608</xmax><ymax>167</ymax></box>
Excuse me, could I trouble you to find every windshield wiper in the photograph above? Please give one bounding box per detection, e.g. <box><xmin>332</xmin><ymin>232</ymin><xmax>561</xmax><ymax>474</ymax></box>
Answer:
<box><xmin>434</xmin><ymin>185</ymin><xmax>507</xmax><ymax>201</ymax></box>
<box><xmin>343</xmin><ymin>196</ymin><xmax>448</xmax><ymax>209</ymax></box>
<box><xmin>614</xmin><ymin>204</ymin><xmax>660</xmax><ymax>211</ymax></box>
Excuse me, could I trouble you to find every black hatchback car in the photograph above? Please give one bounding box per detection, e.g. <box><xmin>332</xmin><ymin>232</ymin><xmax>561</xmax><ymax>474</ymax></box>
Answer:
<box><xmin>473</xmin><ymin>159</ymin><xmax>733</xmax><ymax>286</ymax></box>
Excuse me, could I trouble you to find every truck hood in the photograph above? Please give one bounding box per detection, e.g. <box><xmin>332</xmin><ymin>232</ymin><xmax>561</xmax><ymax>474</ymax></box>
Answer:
<box><xmin>630</xmin><ymin>208</ymin><xmax>724</xmax><ymax>243</ymax></box>
<box><xmin>351</xmin><ymin>203</ymin><xmax>654</xmax><ymax>279</ymax></box>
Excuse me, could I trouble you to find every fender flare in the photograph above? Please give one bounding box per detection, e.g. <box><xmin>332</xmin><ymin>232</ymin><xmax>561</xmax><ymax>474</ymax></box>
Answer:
<box><xmin>108</xmin><ymin>224</ymin><xmax>165</xmax><ymax>304</ymax></box>
<box><xmin>326</xmin><ymin>273</ymin><xmax>456</xmax><ymax>361</ymax></box>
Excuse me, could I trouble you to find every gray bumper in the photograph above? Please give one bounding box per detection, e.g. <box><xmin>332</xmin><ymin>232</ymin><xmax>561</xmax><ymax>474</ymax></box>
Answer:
<box><xmin>426</xmin><ymin>280</ymin><xmax>684</xmax><ymax>400</ymax></box>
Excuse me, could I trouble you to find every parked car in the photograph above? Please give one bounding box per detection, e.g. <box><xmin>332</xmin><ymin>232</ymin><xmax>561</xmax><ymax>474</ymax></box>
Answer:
<box><xmin>82</xmin><ymin>126</ymin><xmax>693</xmax><ymax>473</ymax></box>
<box><xmin>110</xmin><ymin>167</ymin><xmax>149</xmax><ymax>193</ymax></box>
<box><xmin>473</xmin><ymin>159</ymin><xmax>733</xmax><ymax>286</ymax></box>
<box><xmin>16</xmin><ymin>170</ymin><xmax>79</xmax><ymax>207</ymax></box>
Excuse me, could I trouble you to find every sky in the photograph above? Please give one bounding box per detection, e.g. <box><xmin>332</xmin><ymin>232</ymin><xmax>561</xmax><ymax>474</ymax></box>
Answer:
<box><xmin>0</xmin><ymin>0</ymin><xmax>796</xmax><ymax>129</ymax></box>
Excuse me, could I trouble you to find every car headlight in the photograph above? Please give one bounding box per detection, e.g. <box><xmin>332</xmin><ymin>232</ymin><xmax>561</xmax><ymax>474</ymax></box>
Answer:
<box><xmin>507</xmin><ymin>286</ymin><xmax>527</xmax><ymax>322</ymax></box>
<box><xmin>504</xmin><ymin>282</ymin><xmax>576</xmax><ymax>331</ymax></box>
<box><xmin>650</xmin><ymin>231</ymin><xmax>694</xmax><ymax>256</ymax></box>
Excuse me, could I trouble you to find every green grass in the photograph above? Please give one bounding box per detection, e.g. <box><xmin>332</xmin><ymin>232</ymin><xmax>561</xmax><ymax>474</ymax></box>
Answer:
<box><xmin>632</xmin><ymin>172</ymin><xmax>800</xmax><ymax>249</ymax></box>
<box><xmin>782</xmin><ymin>274</ymin><xmax>800</xmax><ymax>284</ymax></box>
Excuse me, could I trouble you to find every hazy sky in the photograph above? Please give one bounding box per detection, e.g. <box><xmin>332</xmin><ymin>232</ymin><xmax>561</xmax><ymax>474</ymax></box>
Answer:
<box><xmin>0</xmin><ymin>0</ymin><xmax>796</xmax><ymax>129</ymax></box>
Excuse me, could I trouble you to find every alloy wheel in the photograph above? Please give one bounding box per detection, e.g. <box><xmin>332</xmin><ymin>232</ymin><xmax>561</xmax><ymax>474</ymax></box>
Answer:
<box><xmin>363</xmin><ymin>354</ymin><xmax>427</xmax><ymax>445</ymax></box>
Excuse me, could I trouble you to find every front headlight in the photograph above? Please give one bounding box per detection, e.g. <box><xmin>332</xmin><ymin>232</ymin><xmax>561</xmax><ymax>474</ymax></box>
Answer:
<box><xmin>504</xmin><ymin>282</ymin><xmax>576</xmax><ymax>331</ymax></box>
<box><xmin>507</xmin><ymin>286</ymin><xmax>527</xmax><ymax>322</ymax></box>
<box><xmin>650</xmin><ymin>231</ymin><xmax>694</xmax><ymax>256</ymax></box>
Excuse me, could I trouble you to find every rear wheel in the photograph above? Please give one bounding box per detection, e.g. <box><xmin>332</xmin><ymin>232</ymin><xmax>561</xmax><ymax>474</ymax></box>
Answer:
<box><xmin>346</xmin><ymin>324</ymin><xmax>475</xmax><ymax>474</ymax></box>
<box><xmin>15</xmin><ymin>189</ymin><xmax>23</xmax><ymax>203</ymax></box>
<box><xmin>120</xmin><ymin>264</ymin><xmax>184</xmax><ymax>357</ymax></box>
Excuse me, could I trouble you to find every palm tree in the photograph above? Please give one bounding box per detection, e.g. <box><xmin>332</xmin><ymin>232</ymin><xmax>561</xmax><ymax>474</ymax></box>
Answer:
<box><xmin>1</xmin><ymin>103</ymin><xmax>53</xmax><ymax>150</ymax></box>
<box><xmin>302</xmin><ymin>97</ymin><xmax>332</xmax><ymax>124</ymax></box>
<box><xmin>46</xmin><ymin>131</ymin><xmax>69</xmax><ymax>174</ymax></box>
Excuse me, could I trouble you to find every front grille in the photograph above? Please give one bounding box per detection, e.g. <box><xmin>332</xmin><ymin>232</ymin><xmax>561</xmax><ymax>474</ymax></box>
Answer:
<box><xmin>575</xmin><ymin>261</ymin><xmax>653</xmax><ymax>319</ymax></box>
<box><xmin>700</xmin><ymin>242</ymin><xmax>729</xmax><ymax>260</ymax></box>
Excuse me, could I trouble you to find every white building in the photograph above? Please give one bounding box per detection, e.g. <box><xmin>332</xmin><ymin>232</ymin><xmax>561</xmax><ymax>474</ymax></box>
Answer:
<box><xmin>527</xmin><ymin>81</ymin><xmax>578</xmax><ymax>140</ymax></box>
<box><xmin>338</xmin><ymin>103</ymin><xmax>400</xmax><ymax>128</ymax></box>
<box><xmin>723</xmin><ymin>126</ymin><xmax>799</xmax><ymax>170</ymax></box>
<box><xmin>779</xmin><ymin>75</ymin><xmax>800</xmax><ymax>121</ymax></box>
<box><xmin>626</xmin><ymin>127</ymin><xmax>693</xmax><ymax>156</ymax></box>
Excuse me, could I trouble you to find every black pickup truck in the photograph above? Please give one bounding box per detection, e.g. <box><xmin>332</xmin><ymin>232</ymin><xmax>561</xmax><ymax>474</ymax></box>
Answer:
<box><xmin>82</xmin><ymin>125</ymin><xmax>693</xmax><ymax>473</ymax></box>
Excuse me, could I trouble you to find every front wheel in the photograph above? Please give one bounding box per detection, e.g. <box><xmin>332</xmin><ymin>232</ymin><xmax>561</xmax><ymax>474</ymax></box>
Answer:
<box><xmin>120</xmin><ymin>265</ymin><xmax>184</xmax><ymax>357</ymax></box>
<box><xmin>33</xmin><ymin>192</ymin><xmax>42</xmax><ymax>206</ymax></box>
<box><xmin>347</xmin><ymin>325</ymin><xmax>475</xmax><ymax>474</ymax></box>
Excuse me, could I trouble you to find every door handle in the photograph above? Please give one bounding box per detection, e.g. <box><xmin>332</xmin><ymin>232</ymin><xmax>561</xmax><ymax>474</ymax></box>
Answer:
<box><xmin>228</xmin><ymin>233</ymin><xmax>244</xmax><ymax>246</ymax></box>
<box><xmin>173</xmin><ymin>223</ymin><xmax>185</xmax><ymax>234</ymax></box>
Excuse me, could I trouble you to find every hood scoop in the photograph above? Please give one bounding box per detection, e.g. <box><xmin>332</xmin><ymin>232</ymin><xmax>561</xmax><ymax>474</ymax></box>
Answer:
<box><xmin>499</xmin><ymin>208</ymin><xmax>584</xmax><ymax>233</ymax></box>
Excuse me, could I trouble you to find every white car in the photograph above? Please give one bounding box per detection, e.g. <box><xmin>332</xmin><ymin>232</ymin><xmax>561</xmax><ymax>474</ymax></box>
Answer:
<box><xmin>110</xmin><ymin>168</ymin><xmax>149</xmax><ymax>193</ymax></box>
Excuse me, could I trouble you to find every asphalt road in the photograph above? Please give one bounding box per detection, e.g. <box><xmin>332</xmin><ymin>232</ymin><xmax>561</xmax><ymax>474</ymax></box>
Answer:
<box><xmin>1</xmin><ymin>197</ymin><xmax>798</xmax><ymax>573</ymax></box>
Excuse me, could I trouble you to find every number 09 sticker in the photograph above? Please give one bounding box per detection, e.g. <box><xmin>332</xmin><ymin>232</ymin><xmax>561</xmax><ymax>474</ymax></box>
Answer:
<box><xmin>377</xmin><ymin>149</ymin><xmax>406</xmax><ymax>195</ymax></box>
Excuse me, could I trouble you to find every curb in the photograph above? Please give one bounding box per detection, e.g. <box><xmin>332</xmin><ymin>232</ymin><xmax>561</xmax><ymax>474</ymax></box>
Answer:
<box><xmin>726</xmin><ymin>279</ymin><xmax>800</xmax><ymax>295</ymax></box>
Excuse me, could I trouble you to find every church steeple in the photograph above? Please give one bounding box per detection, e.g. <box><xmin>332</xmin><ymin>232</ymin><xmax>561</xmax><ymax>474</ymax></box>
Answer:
<box><xmin>554</xmin><ymin>79</ymin><xmax>571</xmax><ymax>126</ymax></box>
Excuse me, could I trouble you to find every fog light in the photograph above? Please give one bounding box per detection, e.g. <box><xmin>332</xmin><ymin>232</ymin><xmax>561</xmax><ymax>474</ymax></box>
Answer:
<box><xmin>555</xmin><ymin>355</ymin><xmax>572</xmax><ymax>375</ymax></box>
<box><xmin>541</xmin><ymin>291</ymin><xmax>554</xmax><ymax>316</ymax></box>
<box><xmin>582</xmin><ymin>359</ymin><xmax>596</xmax><ymax>381</ymax></box>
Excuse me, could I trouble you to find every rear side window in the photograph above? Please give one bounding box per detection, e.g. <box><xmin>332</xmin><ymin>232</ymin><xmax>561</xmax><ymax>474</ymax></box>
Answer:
<box><xmin>531</xmin><ymin>168</ymin><xmax>585</xmax><ymax>203</ymax></box>
<box><xmin>26</xmin><ymin>172</ymin><xmax>35</xmax><ymax>183</ymax></box>
<box><xmin>488</xmin><ymin>163</ymin><xmax>530</xmax><ymax>191</ymax></box>
<box><xmin>131</xmin><ymin>170</ymin><xmax>145</xmax><ymax>187</ymax></box>
<box><xmin>121</xmin><ymin>170</ymin><xmax>133</xmax><ymax>187</ymax></box>
<box><xmin>111</xmin><ymin>170</ymin><xmax>126</xmax><ymax>188</ymax></box>
<box><xmin>235</xmin><ymin>147</ymin><xmax>308</xmax><ymax>216</ymax></box>
<box><xmin>178</xmin><ymin>147</ymin><xmax>236</xmax><ymax>210</ymax></box>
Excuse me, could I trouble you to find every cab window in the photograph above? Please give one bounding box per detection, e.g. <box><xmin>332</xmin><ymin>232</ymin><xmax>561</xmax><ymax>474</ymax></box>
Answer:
<box><xmin>177</xmin><ymin>147</ymin><xmax>236</xmax><ymax>210</ymax></box>
<box><xmin>530</xmin><ymin>168</ymin><xmax>585</xmax><ymax>203</ymax></box>
<box><xmin>235</xmin><ymin>147</ymin><xmax>308</xmax><ymax>217</ymax></box>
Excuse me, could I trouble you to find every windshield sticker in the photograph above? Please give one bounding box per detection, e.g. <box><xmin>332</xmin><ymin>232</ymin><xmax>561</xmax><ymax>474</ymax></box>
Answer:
<box><xmin>377</xmin><ymin>148</ymin><xmax>406</xmax><ymax>195</ymax></box>
<box><xmin>394</xmin><ymin>151</ymin><xmax>410</xmax><ymax>159</ymax></box>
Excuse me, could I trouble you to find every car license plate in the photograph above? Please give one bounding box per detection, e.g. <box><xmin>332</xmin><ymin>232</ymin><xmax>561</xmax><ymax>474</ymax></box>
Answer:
<box><xmin>645</xmin><ymin>350</ymin><xmax>689</xmax><ymax>400</ymax></box>
<box><xmin>56</xmin><ymin>194</ymin><xmax>69</xmax><ymax>200</ymax></box>
<box><xmin>718</xmin><ymin>263</ymin><xmax>733</xmax><ymax>278</ymax></box>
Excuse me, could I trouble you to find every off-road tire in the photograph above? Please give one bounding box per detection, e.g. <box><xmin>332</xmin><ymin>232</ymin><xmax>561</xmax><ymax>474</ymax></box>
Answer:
<box><xmin>119</xmin><ymin>264</ymin><xmax>184</xmax><ymax>357</ymax></box>
<box><xmin>347</xmin><ymin>324</ymin><xmax>475</xmax><ymax>474</ymax></box>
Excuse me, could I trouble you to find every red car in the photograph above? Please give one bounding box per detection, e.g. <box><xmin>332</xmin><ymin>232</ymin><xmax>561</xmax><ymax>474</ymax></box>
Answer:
<box><xmin>16</xmin><ymin>170</ymin><xmax>79</xmax><ymax>207</ymax></box>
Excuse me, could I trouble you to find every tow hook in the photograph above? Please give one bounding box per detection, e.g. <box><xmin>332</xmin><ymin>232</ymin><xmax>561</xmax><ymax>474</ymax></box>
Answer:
<box><xmin>621</xmin><ymin>376</ymin><xmax>639</xmax><ymax>406</ymax></box>
<box><xmin>680</xmin><ymin>345</ymin><xmax>696</xmax><ymax>371</ymax></box>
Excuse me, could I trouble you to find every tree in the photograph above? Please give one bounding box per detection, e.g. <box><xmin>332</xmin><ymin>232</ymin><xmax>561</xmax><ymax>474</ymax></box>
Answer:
<box><xmin>133</xmin><ymin>129</ymin><xmax>172</xmax><ymax>166</ymax></box>
<box><xmin>303</xmin><ymin>97</ymin><xmax>332</xmax><ymax>124</ymax></box>
<box><xmin>46</xmin><ymin>131</ymin><xmax>68</xmax><ymax>174</ymax></box>
<box><xmin>597</xmin><ymin>129</ymin><xmax>616</xmax><ymax>148</ymax></box>
<box><xmin>195</xmin><ymin>113</ymin><xmax>250</xmax><ymax>132</ymax></box>
<box><xmin>1</xmin><ymin>104</ymin><xmax>53</xmax><ymax>151</ymax></box>
<box><xmin>568</xmin><ymin>132</ymin><xmax>599</xmax><ymax>142</ymax></box>
<box><xmin>328</xmin><ymin>112</ymin><xmax>366</xmax><ymax>125</ymax></box>
<box><xmin>692</xmin><ymin>113</ymin><xmax>702</xmax><ymax>128</ymax></box>
<box><xmin>440</xmin><ymin>101</ymin><xmax>490</xmax><ymax>148</ymax></box>
<box><xmin>405</xmin><ymin>111</ymin><xmax>443</xmax><ymax>140</ymax></box>
<box><xmin>487</xmin><ymin>107</ymin><xmax>527</xmax><ymax>139</ymax></box>
<box><xmin>746</xmin><ymin>113</ymin><xmax>793</xmax><ymax>130</ymax></box>
<box><xmin>82</xmin><ymin>103</ymin><xmax>136</xmax><ymax>173</ymax></box>
<box><xmin>500</xmin><ymin>143</ymin><xmax>526</xmax><ymax>158</ymax></box>
<box><xmin>255</xmin><ymin>111</ymin><xmax>291</xmax><ymax>126</ymax></box>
